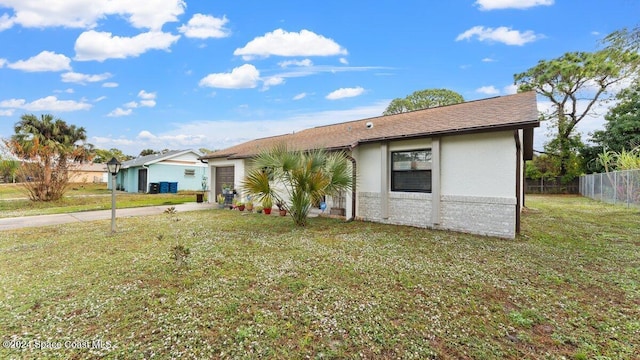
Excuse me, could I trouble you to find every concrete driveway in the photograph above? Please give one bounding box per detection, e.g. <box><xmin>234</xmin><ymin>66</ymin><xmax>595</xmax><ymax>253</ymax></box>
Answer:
<box><xmin>0</xmin><ymin>202</ymin><xmax>215</xmax><ymax>231</ymax></box>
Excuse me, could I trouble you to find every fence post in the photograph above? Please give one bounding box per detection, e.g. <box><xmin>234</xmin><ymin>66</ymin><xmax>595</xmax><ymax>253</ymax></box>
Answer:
<box><xmin>614</xmin><ymin>171</ymin><xmax>617</xmax><ymax>205</ymax></box>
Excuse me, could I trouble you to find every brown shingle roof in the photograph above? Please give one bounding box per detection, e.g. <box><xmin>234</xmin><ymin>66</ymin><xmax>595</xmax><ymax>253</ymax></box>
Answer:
<box><xmin>201</xmin><ymin>91</ymin><xmax>539</xmax><ymax>160</ymax></box>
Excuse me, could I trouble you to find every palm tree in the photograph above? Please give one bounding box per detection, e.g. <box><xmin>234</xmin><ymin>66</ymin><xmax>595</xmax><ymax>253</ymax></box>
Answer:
<box><xmin>7</xmin><ymin>114</ymin><xmax>91</xmax><ymax>201</ymax></box>
<box><xmin>242</xmin><ymin>144</ymin><xmax>353</xmax><ymax>226</ymax></box>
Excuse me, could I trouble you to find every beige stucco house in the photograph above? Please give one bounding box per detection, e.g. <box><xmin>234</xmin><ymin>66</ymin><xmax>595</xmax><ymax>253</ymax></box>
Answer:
<box><xmin>201</xmin><ymin>92</ymin><xmax>539</xmax><ymax>238</ymax></box>
<box><xmin>69</xmin><ymin>163</ymin><xmax>108</xmax><ymax>183</ymax></box>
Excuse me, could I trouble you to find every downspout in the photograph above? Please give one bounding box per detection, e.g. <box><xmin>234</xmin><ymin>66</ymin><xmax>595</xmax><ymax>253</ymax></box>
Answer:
<box><xmin>514</xmin><ymin>131</ymin><xmax>522</xmax><ymax>235</ymax></box>
<box><xmin>345</xmin><ymin>154</ymin><xmax>357</xmax><ymax>221</ymax></box>
<box><xmin>142</xmin><ymin>164</ymin><xmax>148</xmax><ymax>193</ymax></box>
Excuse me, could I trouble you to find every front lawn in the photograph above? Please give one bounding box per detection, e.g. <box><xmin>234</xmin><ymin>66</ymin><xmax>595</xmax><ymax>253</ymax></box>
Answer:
<box><xmin>0</xmin><ymin>195</ymin><xmax>638</xmax><ymax>359</ymax></box>
<box><xmin>0</xmin><ymin>183</ymin><xmax>200</xmax><ymax>218</ymax></box>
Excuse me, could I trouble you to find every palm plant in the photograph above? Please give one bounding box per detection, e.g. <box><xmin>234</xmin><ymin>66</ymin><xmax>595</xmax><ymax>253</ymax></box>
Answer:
<box><xmin>6</xmin><ymin>114</ymin><xmax>91</xmax><ymax>201</ymax></box>
<box><xmin>242</xmin><ymin>144</ymin><xmax>353</xmax><ymax>226</ymax></box>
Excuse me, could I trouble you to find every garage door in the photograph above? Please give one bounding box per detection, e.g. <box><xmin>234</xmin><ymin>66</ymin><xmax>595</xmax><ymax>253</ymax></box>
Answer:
<box><xmin>215</xmin><ymin>166</ymin><xmax>234</xmax><ymax>197</ymax></box>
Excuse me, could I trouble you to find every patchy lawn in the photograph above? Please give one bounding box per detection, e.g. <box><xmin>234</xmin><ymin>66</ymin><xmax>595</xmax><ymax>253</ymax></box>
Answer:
<box><xmin>0</xmin><ymin>195</ymin><xmax>638</xmax><ymax>359</ymax></box>
<box><xmin>0</xmin><ymin>183</ymin><xmax>200</xmax><ymax>218</ymax></box>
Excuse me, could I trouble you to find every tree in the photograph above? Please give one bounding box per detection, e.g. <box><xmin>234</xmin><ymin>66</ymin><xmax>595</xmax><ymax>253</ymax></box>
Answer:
<box><xmin>0</xmin><ymin>159</ymin><xmax>20</xmax><ymax>183</ymax></box>
<box><xmin>93</xmin><ymin>148</ymin><xmax>133</xmax><ymax>163</ymax></box>
<box><xmin>139</xmin><ymin>149</ymin><xmax>158</xmax><ymax>156</ymax></box>
<box><xmin>4</xmin><ymin>114</ymin><xmax>92</xmax><ymax>201</ymax></box>
<box><xmin>383</xmin><ymin>88</ymin><xmax>464</xmax><ymax>115</ymax></box>
<box><xmin>242</xmin><ymin>144</ymin><xmax>353</xmax><ymax>226</ymax></box>
<box><xmin>515</xmin><ymin>46</ymin><xmax>640</xmax><ymax>180</ymax></box>
<box><xmin>591</xmin><ymin>84</ymin><xmax>640</xmax><ymax>153</ymax></box>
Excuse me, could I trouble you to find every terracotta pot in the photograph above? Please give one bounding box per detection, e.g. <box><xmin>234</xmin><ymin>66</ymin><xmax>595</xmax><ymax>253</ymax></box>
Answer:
<box><xmin>238</xmin><ymin>205</ymin><xmax>245</xmax><ymax>211</ymax></box>
<box><xmin>263</xmin><ymin>208</ymin><xmax>272</xmax><ymax>215</ymax></box>
<box><xmin>279</xmin><ymin>209</ymin><xmax>287</xmax><ymax>216</ymax></box>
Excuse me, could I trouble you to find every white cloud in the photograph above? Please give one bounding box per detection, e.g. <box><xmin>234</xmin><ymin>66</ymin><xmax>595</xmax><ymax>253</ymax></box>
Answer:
<box><xmin>278</xmin><ymin>59</ymin><xmax>313</xmax><ymax>68</ymax></box>
<box><xmin>178</xmin><ymin>13</ymin><xmax>230</xmax><ymax>39</ymax></box>
<box><xmin>475</xmin><ymin>0</ymin><xmax>554</xmax><ymax>10</ymax></box>
<box><xmin>482</xmin><ymin>57</ymin><xmax>495</xmax><ymax>62</ymax></box>
<box><xmin>234</xmin><ymin>29</ymin><xmax>348</xmax><ymax>60</ymax></box>
<box><xmin>199</xmin><ymin>64</ymin><xmax>260</xmax><ymax>89</ymax></box>
<box><xmin>138</xmin><ymin>90</ymin><xmax>156</xmax><ymax>100</ymax></box>
<box><xmin>94</xmin><ymin>96</ymin><xmax>107</xmax><ymax>102</ymax></box>
<box><xmin>61</xmin><ymin>71</ymin><xmax>112</xmax><ymax>84</ymax></box>
<box><xmin>0</xmin><ymin>58</ymin><xmax>6</xmax><ymax>67</ymax></box>
<box><xmin>124</xmin><ymin>101</ymin><xmax>139</xmax><ymax>108</ymax></box>
<box><xmin>503</xmin><ymin>84</ymin><xmax>518</xmax><ymax>94</ymax></box>
<box><xmin>107</xmin><ymin>107</ymin><xmax>133</xmax><ymax>117</ymax></box>
<box><xmin>0</xmin><ymin>109</ymin><xmax>14</xmax><ymax>116</ymax></box>
<box><xmin>7</xmin><ymin>51</ymin><xmax>71</xmax><ymax>72</ymax></box>
<box><xmin>339</xmin><ymin>58</ymin><xmax>349</xmax><ymax>65</ymax></box>
<box><xmin>137</xmin><ymin>90</ymin><xmax>156</xmax><ymax>107</ymax></box>
<box><xmin>74</xmin><ymin>30</ymin><xmax>180</xmax><ymax>62</ymax></box>
<box><xmin>91</xmin><ymin>101</ymin><xmax>390</xmax><ymax>155</ymax></box>
<box><xmin>0</xmin><ymin>13</ymin><xmax>14</xmax><ymax>31</ymax></box>
<box><xmin>476</xmin><ymin>85</ymin><xmax>500</xmax><ymax>95</ymax></box>
<box><xmin>0</xmin><ymin>96</ymin><xmax>91</xmax><ymax>112</ymax></box>
<box><xmin>261</xmin><ymin>76</ymin><xmax>285</xmax><ymax>91</ymax></box>
<box><xmin>0</xmin><ymin>0</ymin><xmax>185</xmax><ymax>31</ymax></box>
<box><xmin>54</xmin><ymin>88</ymin><xmax>75</xmax><ymax>94</ymax></box>
<box><xmin>293</xmin><ymin>93</ymin><xmax>307</xmax><ymax>100</ymax></box>
<box><xmin>102</xmin><ymin>82</ymin><xmax>119</xmax><ymax>88</ymax></box>
<box><xmin>456</xmin><ymin>26</ymin><xmax>541</xmax><ymax>46</ymax></box>
<box><xmin>326</xmin><ymin>86</ymin><xmax>365</xmax><ymax>100</ymax></box>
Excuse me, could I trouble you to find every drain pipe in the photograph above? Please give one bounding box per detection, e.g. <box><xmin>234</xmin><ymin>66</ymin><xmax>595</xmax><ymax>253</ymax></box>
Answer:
<box><xmin>345</xmin><ymin>154</ymin><xmax>357</xmax><ymax>221</ymax></box>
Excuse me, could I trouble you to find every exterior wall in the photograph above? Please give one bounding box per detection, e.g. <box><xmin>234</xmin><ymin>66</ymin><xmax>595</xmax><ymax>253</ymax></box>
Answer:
<box><xmin>147</xmin><ymin>163</ymin><xmax>207</xmax><ymax>191</ymax></box>
<box><xmin>69</xmin><ymin>171</ymin><xmax>106</xmax><ymax>183</ymax></box>
<box><xmin>355</xmin><ymin>132</ymin><xmax>519</xmax><ymax>238</ymax></box>
<box><xmin>207</xmin><ymin>158</ymin><xmax>247</xmax><ymax>200</ymax></box>
<box><xmin>440</xmin><ymin>132</ymin><xmax>515</xmax><ymax>197</ymax></box>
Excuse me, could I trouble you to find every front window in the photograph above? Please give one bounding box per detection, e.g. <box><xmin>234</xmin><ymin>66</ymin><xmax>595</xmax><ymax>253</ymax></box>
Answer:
<box><xmin>391</xmin><ymin>149</ymin><xmax>432</xmax><ymax>192</ymax></box>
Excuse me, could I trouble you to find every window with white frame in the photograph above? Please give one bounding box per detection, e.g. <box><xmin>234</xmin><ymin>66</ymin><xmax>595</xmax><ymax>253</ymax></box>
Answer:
<box><xmin>391</xmin><ymin>149</ymin><xmax>432</xmax><ymax>192</ymax></box>
<box><xmin>184</xmin><ymin>169</ymin><xmax>196</xmax><ymax>176</ymax></box>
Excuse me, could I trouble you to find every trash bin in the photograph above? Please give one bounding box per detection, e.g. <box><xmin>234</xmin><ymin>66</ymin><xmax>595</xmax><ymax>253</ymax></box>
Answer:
<box><xmin>196</xmin><ymin>193</ymin><xmax>204</xmax><ymax>203</ymax></box>
<box><xmin>159</xmin><ymin>181</ymin><xmax>169</xmax><ymax>193</ymax></box>
<box><xmin>168</xmin><ymin>182</ymin><xmax>178</xmax><ymax>193</ymax></box>
<box><xmin>149</xmin><ymin>183</ymin><xmax>159</xmax><ymax>194</ymax></box>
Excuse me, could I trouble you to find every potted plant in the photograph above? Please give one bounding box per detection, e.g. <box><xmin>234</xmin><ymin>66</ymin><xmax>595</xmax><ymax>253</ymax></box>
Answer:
<box><xmin>237</xmin><ymin>202</ymin><xmax>245</xmax><ymax>211</ymax></box>
<box><xmin>222</xmin><ymin>183</ymin><xmax>232</xmax><ymax>195</ymax></box>
<box><xmin>216</xmin><ymin>193</ymin><xmax>225</xmax><ymax>208</ymax></box>
<box><xmin>245</xmin><ymin>200</ymin><xmax>254</xmax><ymax>212</ymax></box>
<box><xmin>262</xmin><ymin>197</ymin><xmax>273</xmax><ymax>215</ymax></box>
<box><xmin>255</xmin><ymin>205</ymin><xmax>263</xmax><ymax>214</ymax></box>
<box><xmin>276</xmin><ymin>201</ymin><xmax>287</xmax><ymax>216</ymax></box>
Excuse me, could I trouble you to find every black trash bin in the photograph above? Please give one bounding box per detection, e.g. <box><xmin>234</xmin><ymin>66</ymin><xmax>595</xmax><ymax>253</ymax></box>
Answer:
<box><xmin>196</xmin><ymin>193</ymin><xmax>204</xmax><ymax>203</ymax></box>
<box><xmin>149</xmin><ymin>183</ymin><xmax>159</xmax><ymax>194</ymax></box>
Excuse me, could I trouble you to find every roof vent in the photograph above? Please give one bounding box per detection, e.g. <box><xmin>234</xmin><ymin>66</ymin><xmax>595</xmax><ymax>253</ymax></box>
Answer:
<box><xmin>365</xmin><ymin>122</ymin><xmax>374</xmax><ymax>129</ymax></box>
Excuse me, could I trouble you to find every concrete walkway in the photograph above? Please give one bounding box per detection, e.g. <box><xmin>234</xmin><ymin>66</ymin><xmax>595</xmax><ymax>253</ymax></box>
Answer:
<box><xmin>0</xmin><ymin>202</ymin><xmax>216</xmax><ymax>231</ymax></box>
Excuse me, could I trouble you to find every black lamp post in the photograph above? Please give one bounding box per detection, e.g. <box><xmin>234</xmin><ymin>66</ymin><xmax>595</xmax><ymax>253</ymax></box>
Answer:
<box><xmin>106</xmin><ymin>157</ymin><xmax>121</xmax><ymax>233</ymax></box>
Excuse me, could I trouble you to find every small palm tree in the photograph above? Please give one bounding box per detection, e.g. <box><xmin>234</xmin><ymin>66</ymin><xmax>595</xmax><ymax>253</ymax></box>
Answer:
<box><xmin>242</xmin><ymin>144</ymin><xmax>352</xmax><ymax>226</ymax></box>
<box><xmin>7</xmin><ymin>114</ymin><xmax>91</xmax><ymax>201</ymax></box>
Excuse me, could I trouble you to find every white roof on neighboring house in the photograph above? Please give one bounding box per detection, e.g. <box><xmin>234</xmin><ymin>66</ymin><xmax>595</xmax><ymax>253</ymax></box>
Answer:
<box><xmin>121</xmin><ymin>149</ymin><xmax>203</xmax><ymax>169</ymax></box>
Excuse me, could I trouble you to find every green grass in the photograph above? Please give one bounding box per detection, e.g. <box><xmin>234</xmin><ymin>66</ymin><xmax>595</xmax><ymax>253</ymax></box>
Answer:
<box><xmin>0</xmin><ymin>195</ymin><xmax>638</xmax><ymax>359</ymax></box>
<box><xmin>0</xmin><ymin>183</ymin><xmax>200</xmax><ymax>218</ymax></box>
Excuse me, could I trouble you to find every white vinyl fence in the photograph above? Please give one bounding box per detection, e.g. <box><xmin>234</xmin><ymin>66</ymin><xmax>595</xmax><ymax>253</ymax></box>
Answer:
<box><xmin>579</xmin><ymin>169</ymin><xmax>640</xmax><ymax>208</ymax></box>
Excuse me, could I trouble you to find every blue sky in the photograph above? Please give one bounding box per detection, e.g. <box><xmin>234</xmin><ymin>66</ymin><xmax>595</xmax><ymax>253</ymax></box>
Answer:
<box><xmin>0</xmin><ymin>0</ymin><xmax>638</xmax><ymax>156</ymax></box>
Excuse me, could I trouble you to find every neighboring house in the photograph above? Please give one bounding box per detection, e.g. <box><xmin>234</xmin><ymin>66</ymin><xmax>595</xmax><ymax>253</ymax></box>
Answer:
<box><xmin>201</xmin><ymin>92</ymin><xmax>539</xmax><ymax>238</ymax></box>
<box><xmin>112</xmin><ymin>150</ymin><xmax>208</xmax><ymax>193</ymax></box>
<box><xmin>69</xmin><ymin>163</ymin><xmax>108</xmax><ymax>183</ymax></box>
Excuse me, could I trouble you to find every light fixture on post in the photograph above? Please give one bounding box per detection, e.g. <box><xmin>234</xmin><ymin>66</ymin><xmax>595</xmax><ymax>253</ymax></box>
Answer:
<box><xmin>106</xmin><ymin>157</ymin><xmax>121</xmax><ymax>233</ymax></box>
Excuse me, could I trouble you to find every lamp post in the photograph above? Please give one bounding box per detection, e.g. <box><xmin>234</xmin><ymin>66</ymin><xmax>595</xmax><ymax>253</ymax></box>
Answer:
<box><xmin>106</xmin><ymin>157</ymin><xmax>121</xmax><ymax>233</ymax></box>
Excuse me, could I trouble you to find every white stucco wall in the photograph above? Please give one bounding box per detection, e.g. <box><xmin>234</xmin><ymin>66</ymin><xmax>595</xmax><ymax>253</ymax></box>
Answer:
<box><xmin>440</xmin><ymin>131</ymin><xmax>516</xmax><ymax>198</ymax></box>
<box><xmin>354</xmin><ymin>132</ymin><xmax>519</xmax><ymax>238</ymax></box>
<box><xmin>207</xmin><ymin>158</ymin><xmax>247</xmax><ymax>200</ymax></box>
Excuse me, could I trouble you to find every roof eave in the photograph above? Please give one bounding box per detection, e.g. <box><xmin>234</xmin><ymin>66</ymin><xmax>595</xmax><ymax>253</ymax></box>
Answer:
<box><xmin>357</xmin><ymin>120</ymin><xmax>540</xmax><ymax>144</ymax></box>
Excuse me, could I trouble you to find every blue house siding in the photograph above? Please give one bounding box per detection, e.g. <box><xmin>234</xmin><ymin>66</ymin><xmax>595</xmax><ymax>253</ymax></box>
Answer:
<box><xmin>114</xmin><ymin>150</ymin><xmax>208</xmax><ymax>193</ymax></box>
